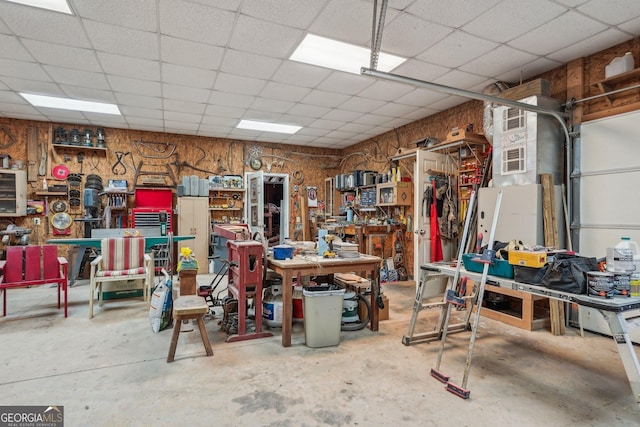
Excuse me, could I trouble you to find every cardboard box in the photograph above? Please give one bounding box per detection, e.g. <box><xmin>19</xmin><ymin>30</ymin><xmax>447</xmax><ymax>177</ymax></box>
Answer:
<box><xmin>508</xmin><ymin>251</ymin><xmax>548</xmax><ymax>268</ymax></box>
<box><xmin>101</xmin><ymin>279</ymin><xmax>145</xmax><ymax>300</ymax></box>
<box><xmin>360</xmin><ymin>295</ymin><xmax>389</xmax><ymax>321</ymax></box>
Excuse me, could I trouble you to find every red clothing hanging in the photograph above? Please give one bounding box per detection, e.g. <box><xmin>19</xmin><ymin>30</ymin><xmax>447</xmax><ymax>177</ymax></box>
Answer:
<box><xmin>430</xmin><ymin>179</ymin><xmax>443</xmax><ymax>262</ymax></box>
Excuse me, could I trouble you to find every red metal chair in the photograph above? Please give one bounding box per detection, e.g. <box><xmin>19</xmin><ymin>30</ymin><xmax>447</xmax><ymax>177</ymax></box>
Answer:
<box><xmin>0</xmin><ymin>245</ymin><xmax>68</xmax><ymax>318</ymax></box>
<box><xmin>89</xmin><ymin>237</ymin><xmax>152</xmax><ymax>318</ymax></box>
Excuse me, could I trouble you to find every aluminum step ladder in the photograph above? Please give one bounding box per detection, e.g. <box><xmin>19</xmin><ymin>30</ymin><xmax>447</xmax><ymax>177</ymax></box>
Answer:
<box><xmin>429</xmin><ymin>190</ymin><xmax>503</xmax><ymax>399</ymax></box>
<box><xmin>402</xmin><ymin>191</ymin><xmax>479</xmax><ymax>346</ymax></box>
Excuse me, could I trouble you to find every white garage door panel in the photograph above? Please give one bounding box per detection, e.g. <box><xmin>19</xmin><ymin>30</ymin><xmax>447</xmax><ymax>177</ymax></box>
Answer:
<box><xmin>579</xmin><ymin>172</ymin><xmax>640</xmax><ymax>224</ymax></box>
<box><xmin>579</xmin><ymin>110</ymin><xmax>640</xmax><ymax>257</ymax></box>
<box><xmin>581</xmin><ymin>112</ymin><xmax>640</xmax><ymax>172</ymax></box>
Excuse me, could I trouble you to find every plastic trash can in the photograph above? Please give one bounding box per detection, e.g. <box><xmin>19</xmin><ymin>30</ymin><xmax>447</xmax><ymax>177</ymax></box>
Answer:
<box><xmin>303</xmin><ymin>285</ymin><xmax>345</xmax><ymax>348</ymax></box>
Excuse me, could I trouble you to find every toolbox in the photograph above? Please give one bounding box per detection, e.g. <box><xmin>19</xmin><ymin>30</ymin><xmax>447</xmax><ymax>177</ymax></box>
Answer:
<box><xmin>508</xmin><ymin>250</ymin><xmax>548</xmax><ymax>268</ymax></box>
<box><xmin>462</xmin><ymin>253</ymin><xmax>514</xmax><ymax>279</ymax></box>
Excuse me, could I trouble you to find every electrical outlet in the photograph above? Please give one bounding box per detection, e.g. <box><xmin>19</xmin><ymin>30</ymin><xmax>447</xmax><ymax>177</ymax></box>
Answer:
<box><xmin>34</xmin><ymin>218</ymin><xmax>41</xmax><ymax>225</ymax></box>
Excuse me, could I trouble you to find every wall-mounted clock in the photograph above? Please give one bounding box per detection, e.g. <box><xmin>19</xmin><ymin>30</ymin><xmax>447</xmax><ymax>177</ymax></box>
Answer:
<box><xmin>250</xmin><ymin>157</ymin><xmax>262</xmax><ymax>170</ymax></box>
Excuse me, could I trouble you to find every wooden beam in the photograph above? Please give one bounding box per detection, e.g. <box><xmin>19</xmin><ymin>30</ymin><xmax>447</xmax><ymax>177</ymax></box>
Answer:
<box><xmin>540</xmin><ymin>173</ymin><xmax>565</xmax><ymax>336</ymax></box>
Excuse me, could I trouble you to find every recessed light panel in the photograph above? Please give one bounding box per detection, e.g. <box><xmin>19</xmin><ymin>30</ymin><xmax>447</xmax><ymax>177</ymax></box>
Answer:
<box><xmin>20</xmin><ymin>93</ymin><xmax>121</xmax><ymax>115</ymax></box>
<box><xmin>6</xmin><ymin>0</ymin><xmax>73</xmax><ymax>14</ymax></box>
<box><xmin>237</xmin><ymin>120</ymin><xmax>301</xmax><ymax>134</ymax></box>
<box><xmin>290</xmin><ymin>34</ymin><xmax>406</xmax><ymax>74</ymax></box>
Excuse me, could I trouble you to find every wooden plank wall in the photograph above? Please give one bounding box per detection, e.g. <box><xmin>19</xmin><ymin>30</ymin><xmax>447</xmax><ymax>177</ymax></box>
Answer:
<box><xmin>1</xmin><ymin>36</ymin><xmax>639</xmax><ymax>277</ymax></box>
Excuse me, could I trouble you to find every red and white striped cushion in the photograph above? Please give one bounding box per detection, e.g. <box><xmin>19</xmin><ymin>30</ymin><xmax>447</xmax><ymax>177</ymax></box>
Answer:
<box><xmin>96</xmin><ymin>267</ymin><xmax>146</xmax><ymax>277</ymax></box>
<box><xmin>101</xmin><ymin>237</ymin><xmax>145</xmax><ymax>271</ymax></box>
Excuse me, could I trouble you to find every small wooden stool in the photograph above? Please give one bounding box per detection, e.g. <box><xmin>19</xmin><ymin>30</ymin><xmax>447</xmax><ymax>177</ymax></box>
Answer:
<box><xmin>167</xmin><ymin>295</ymin><xmax>213</xmax><ymax>363</ymax></box>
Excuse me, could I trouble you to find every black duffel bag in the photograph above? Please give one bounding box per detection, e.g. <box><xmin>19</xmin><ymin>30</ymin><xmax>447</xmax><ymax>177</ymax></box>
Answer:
<box><xmin>539</xmin><ymin>254</ymin><xmax>599</xmax><ymax>294</ymax></box>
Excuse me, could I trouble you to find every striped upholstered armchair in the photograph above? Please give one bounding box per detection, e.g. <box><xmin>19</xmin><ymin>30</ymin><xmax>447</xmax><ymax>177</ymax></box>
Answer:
<box><xmin>89</xmin><ymin>237</ymin><xmax>153</xmax><ymax>318</ymax></box>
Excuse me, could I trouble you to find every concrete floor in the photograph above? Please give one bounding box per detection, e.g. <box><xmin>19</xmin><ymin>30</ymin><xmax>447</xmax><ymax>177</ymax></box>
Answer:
<box><xmin>1</xmin><ymin>275</ymin><xmax>639</xmax><ymax>426</ymax></box>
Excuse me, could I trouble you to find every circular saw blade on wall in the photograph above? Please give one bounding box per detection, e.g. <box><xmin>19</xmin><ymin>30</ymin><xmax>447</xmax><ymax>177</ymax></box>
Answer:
<box><xmin>50</xmin><ymin>212</ymin><xmax>72</xmax><ymax>235</ymax></box>
<box><xmin>51</xmin><ymin>200</ymin><xmax>68</xmax><ymax>213</ymax></box>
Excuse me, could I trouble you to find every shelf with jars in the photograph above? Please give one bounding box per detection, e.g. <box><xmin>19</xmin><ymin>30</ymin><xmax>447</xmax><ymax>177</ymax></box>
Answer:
<box><xmin>209</xmin><ymin>188</ymin><xmax>245</xmax><ymax>224</ymax></box>
<box><xmin>51</xmin><ymin>126</ymin><xmax>108</xmax><ymax>154</ymax></box>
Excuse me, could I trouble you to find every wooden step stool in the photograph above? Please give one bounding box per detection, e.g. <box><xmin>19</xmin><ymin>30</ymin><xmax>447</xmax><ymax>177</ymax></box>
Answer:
<box><xmin>167</xmin><ymin>295</ymin><xmax>213</xmax><ymax>363</ymax></box>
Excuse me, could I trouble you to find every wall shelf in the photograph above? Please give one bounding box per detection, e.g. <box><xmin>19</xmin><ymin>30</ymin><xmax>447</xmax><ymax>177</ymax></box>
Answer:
<box><xmin>590</xmin><ymin>68</ymin><xmax>640</xmax><ymax>105</ymax></box>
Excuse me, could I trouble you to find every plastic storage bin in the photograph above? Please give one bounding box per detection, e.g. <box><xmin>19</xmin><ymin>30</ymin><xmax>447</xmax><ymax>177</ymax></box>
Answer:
<box><xmin>303</xmin><ymin>285</ymin><xmax>345</xmax><ymax>348</ymax></box>
<box><xmin>462</xmin><ymin>253</ymin><xmax>514</xmax><ymax>279</ymax></box>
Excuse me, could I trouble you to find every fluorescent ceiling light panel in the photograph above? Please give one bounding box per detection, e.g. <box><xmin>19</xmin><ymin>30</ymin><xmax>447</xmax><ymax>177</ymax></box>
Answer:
<box><xmin>290</xmin><ymin>34</ymin><xmax>406</xmax><ymax>74</ymax></box>
<box><xmin>20</xmin><ymin>93</ymin><xmax>121</xmax><ymax>115</ymax></box>
<box><xmin>5</xmin><ymin>0</ymin><xmax>73</xmax><ymax>14</ymax></box>
<box><xmin>237</xmin><ymin>120</ymin><xmax>301</xmax><ymax>134</ymax></box>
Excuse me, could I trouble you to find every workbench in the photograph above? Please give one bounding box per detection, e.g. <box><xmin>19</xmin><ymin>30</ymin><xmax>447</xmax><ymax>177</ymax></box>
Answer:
<box><xmin>47</xmin><ymin>234</ymin><xmax>195</xmax><ymax>286</ymax></box>
<box><xmin>267</xmin><ymin>254</ymin><xmax>382</xmax><ymax>347</ymax></box>
<box><xmin>423</xmin><ymin>262</ymin><xmax>640</xmax><ymax>405</ymax></box>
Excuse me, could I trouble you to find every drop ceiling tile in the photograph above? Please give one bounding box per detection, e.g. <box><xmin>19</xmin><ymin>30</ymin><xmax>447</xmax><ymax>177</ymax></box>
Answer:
<box><xmin>0</xmin><ymin>19</ymin><xmax>9</xmax><ymax>34</ymax></box>
<box><xmin>0</xmin><ymin>58</ymin><xmax>49</xmax><ymax>81</ymax></box>
<box><xmin>1</xmin><ymin>103</ymin><xmax>41</xmax><ymax>116</ymax></box>
<box><xmin>459</xmin><ymin>45</ymin><xmax>537</xmax><ymax>78</ymax></box>
<box><xmin>127</xmin><ymin>117</ymin><xmax>165</xmax><ymax>127</ymax></box>
<box><xmin>403</xmin><ymin>107</ymin><xmax>438</xmax><ymax>121</ymax></box>
<box><xmin>1</xmin><ymin>112</ymin><xmax>44</xmax><ymax>121</ymax></box>
<box><xmin>300</xmin><ymin>90</ymin><xmax>351</xmax><ymax>108</ymax></box>
<box><xmin>161</xmin><ymin>63</ymin><xmax>216</xmax><ymax>89</ymax></box>
<box><xmin>107</xmin><ymin>75</ymin><xmax>161</xmax><ymax>97</ymax></box>
<box><xmin>60</xmin><ymin>85</ymin><xmax>117</xmax><ymax>103</ymax></box>
<box><xmin>0</xmin><ymin>91</ymin><xmax>24</xmax><ymax>103</ymax></box>
<box><xmin>339</xmin><ymin>96</ymin><xmax>386</xmax><ymax>113</ymax></box>
<box><xmin>381</xmin><ymin>12</ymin><xmax>453</xmax><ymax>57</ymax></box>
<box><xmin>228</xmin><ymin>128</ymin><xmax>262</xmax><ymax>138</ymax></box>
<box><xmin>338</xmin><ymin>122</ymin><xmax>376</xmax><ymax>134</ymax></box>
<box><xmin>433</xmin><ymin>70</ymin><xmax>492</xmax><ymax>90</ymax></box>
<box><xmin>163</xmin><ymin>120</ymin><xmax>200</xmax><ymax>132</ymax></box>
<box><xmin>131</xmin><ymin>124</ymin><xmax>165</xmax><ymax>133</ymax></box>
<box><xmin>214</xmin><ymin>73</ymin><xmax>267</xmax><ymax>96</ymax></box>
<box><xmin>554</xmin><ymin>0</ymin><xmax>590</xmax><ymax>6</ymax></box>
<box><xmin>97</xmin><ymin>52</ymin><xmax>161</xmax><ymax>81</ymax></box>
<box><xmin>40</xmin><ymin>108</ymin><xmax>86</xmax><ymax>120</ymax></box>
<box><xmin>250</xmin><ymin>97</ymin><xmax>295</xmax><ymax>114</ymax></box>
<box><xmin>462</xmin><ymin>0</ymin><xmax>566</xmax><ymax>43</ymax></box>
<box><xmin>73</xmin><ymin>0</ymin><xmax>158</xmax><ymax>32</ymax></box>
<box><xmin>0</xmin><ymin>34</ymin><xmax>33</xmax><ymax>61</ymax></box>
<box><xmin>119</xmin><ymin>106</ymin><xmax>163</xmax><ymax>120</ymax></box>
<box><xmin>43</xmin><ymin>65</ymin><xmax>110</xmax><ymax>90</ymax></box>
<box><xmin>317</xmin><ymin>72</ymin><xmax>374</xmax><ymax>96</ymax></box>
<box><xmin>372</xmin><ymin>102</ymin><xmax>420</xmax><ymax>117</ymax></box>
<box><xmin>163</xmin><ymin>99</ymin><xmax>206</xmax><ymax>115</ymax></box>
<box><xmin>418</xmin><ymin>31</ymin><xmax>498</xmax><ymax>69</ymax></box>
<box><xmin>159</xmin><ymin>0</ymin><xmax>235</xmax><ymax>45</ymax></box>
<box><xmin>391</xmin><ymin>58</ymin><xmax>451</xmax><ymax>83</ymax></box>
<box><xmin>325</xmin><ymin>130</ymin><xmax>357</xmax><ymax>140</ymax></box>
<box><xmin>240</xmin><ymin>0</ymin><xmax>326</xmax><ymax>28</ymax></box>
<box><xmin>198</xmin><ymin>124</ymin><xmax>233</xmax><ymax>135</ymax></box>
<box><xmin>84</xmin><ymin>113</ymin><xmax>128</xmax><ymax>125</ymax></box>
<box><xmin>164</xmin><ymin>111</ymin><xmax>202</xmax><ymax>123</ymax></box>
<box><xmin>192</xmin><ymin>0</ymin><xmax>241</xmax><ymax>12</ymax></box>
<box><xmin>114</xmin><ymin>93</ymin><xmax>162</xmax><ymax>109</ymax></box>
<box><xmin>260</xmin><ymin>82</ymin><xmax>311</xmax><ymax>103</ymax></box>
<box><xmin>286</xmin><ymin>103</ymin><xmax>332</xmax><ymax>118</ymax></box>
<box><xmin>618</xmin><ymin>16</ymin><xmax>640</xmax><ymax>35</ymax></box>
<box><xmin>162</xmin><ymin>84</ymin><xmax>210</xmax><ymax>103</ymax></box>
<box><xmin>84</xmin><ymin>21</ymin><xmax>159</xmax><ymax>61</ymax></box>
<box><xmin>394</xmin><ymin>88</ymin><xmax>448</xmax><ymax>108</ymax></box>
<box><xmin>407</xmin><ymin>0</ymin><xmax>502</xmax><ymax>28</ymax></box>
<box><xmin>353</xmin><ymin>113</ymin><xmax>394</xmax><ymax>126</ymax></box>
<box><xmin>0</xmin><ymin>77</ymin><xmax>62</xmax><ymax>95</ymax></box>
<box><xmin>21</xmin><ymin>39</ymin><xmax>102</xmax><ymax>72</ymax></box>
<box><xmin>200</xmin><ymin>115</ymin><xmax>238</xmax><ymax>126</ymax></box>
<box><xmin>220</xmin><ymin>50</ymin><xmax>282</xmax><ymax>80</ymax></box>
<box><xmin>310</xmin><ymin>0</ymin><xmax>394</xmax><ymax>45</ymax></box>
<box><xmin>229</xmin><ymin>15</ymin><xmax>303</xmax><ymax>58</ymax></box>
<box><xmin>496</xmin><ymin>57</ymin><xmax>564</xmax><ymax>82</ymax></box>
<box><xmin>0</xmin><ymin>2</ymin><xmax>91</xmax><ymax>48</ymax></box>
<box><xmin>160</xmin><ymin>36</ymin><xmax>224</xmax><ymax>70</ymax></box>
<box><xmin>243</xmin><ymin>109</ymin><xmax>282</xmax><ymax>121</ymax></box>
<box><xmin>209</xmin><ymin>91</ymin><xmax>255</xmax><ymax>108</ymax></box>
<box><xmin>204</xmin><ymin>104</ymin><xmax>246</xmax><ymax>119</ymax></box>
<box><xmin>276</xmin><ymin>114</ymin><xmax>315</xmax><ymax>127</ymax></box>
<box><xmin>357</xmin><ymin>80</ymin><xmax>414</xmax><ymax>102</ymax></box>
<box><xmin>509</xmin><ymin>12</ymin><xmax>606</xmax><ymax>56</ymax></box>
<box><xmin>322</xmin><ymin>109</ymin><xmax>364</xmax><ymax>122</ymax></box>
<box><xmin>308</xmin><ymin>118</ymin><xmax>348</xmax><ymax>130</ymax></box>
<box><xmin>271</xmin><ymin>61</ymin><xmax>332</xmax><ymax>88</ymax></box>
<box><xmin>547</xmin><ymin>29</ymin><xmax>633</xmax><ymax>63</ymax></box>
<box><xmin>578</xmin><ymin>0</ymin><xmax>640</xmax><ymax>25</ymax></box>
<box><xmin>296</xmin><ymin>127</ymin><xmax>332</xmax><ymax>137</ymax></box>
<box><xmin>362</xmin><ymin>126</ymin><xmax>392</xmax><ymax>136</ymax></box>
<box><xmin>428</xmin><ymin>95</ymin><xmax>469</xmax><ymax>110</ymax></box>
<box><xmin>382</xmin><ymin>117</ymin><xmax>414</xmax><ymax>128</ymax></box>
